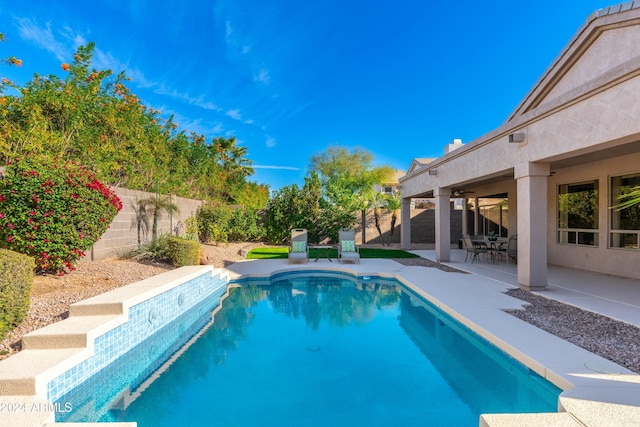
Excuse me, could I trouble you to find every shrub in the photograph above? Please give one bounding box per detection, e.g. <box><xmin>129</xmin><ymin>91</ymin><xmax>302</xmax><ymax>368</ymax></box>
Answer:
<box><xmin>227</xmin><ymin>208</ymin><xmax>265</xmax><ymax>242</ymax></box>
<box><xmin>0</xmin><ymin>249</ymin><xmax>34</xmax><ymax>340</ymax></box>
<box><xmin>0</xmin><ymin>156</ymin><xmax>122</xmax><ymax>273</ymax></box>
<box><xmin>197</xmin><ymin>204</ymin><xmax>264</xmax><ymax>244</ymax></box>
<box><xmin>197</xmin><ymin>204</ymin><xmax>230</xmax><ymax>243</ymax></box>
<box><xmin>184</xmin><ymin>215</ymin><xmax>199</xmax><ymax>241</ymax></box>
<box><xmin>167</xmin><ymin>236</ymin><xmax>201</xmax><ymax>267</ymax></box>
<box><xmin>121</xmin><ymin>234</ymin><xmax>172</xmax><ymax>263</ymax></box>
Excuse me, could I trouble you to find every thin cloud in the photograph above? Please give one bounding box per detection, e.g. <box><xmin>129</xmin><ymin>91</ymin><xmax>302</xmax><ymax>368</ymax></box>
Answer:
<box><xmin>153</xmin><ymin>105</ymin><xmax>224</xmax><ymax>136</ymax></box>
<box><xmin>155</xmin><ymin>84</ymin><xmax>222</xmax><ymax>111</ymax></box>
<box><xmin>16</xmin><ymin>18</ymin><xmax>69</xmax><ymax>62</ymax></box>
<box><xmin>265</xmin><ymin>136</ymin><xmax>276</xmax><ymax>148</ymax></box>
<box><xmin>254</xmin><ymin>69</ymin><xmax>270</xmax><ymax>84</ymax></box>
<box><xmin>253</xmin><ymin>165</ymin><xmax>301</xmax><ymax>171</ymax></box>
<box><xmin>226</xmin><ymin>109</ymin><xmax>242</xmax><ymax>120</ymax></box>
<box><xmin>16</xmin><ymin>17</ymin><xmax>225</xmax><ymax>115</ymax></box>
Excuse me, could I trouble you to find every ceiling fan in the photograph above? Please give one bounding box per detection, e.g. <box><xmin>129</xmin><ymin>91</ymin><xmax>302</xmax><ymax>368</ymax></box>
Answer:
<box><xmin>452</xmin><ymin>189</ymin><xmax>474</xmax><ymax>197</ymax></box>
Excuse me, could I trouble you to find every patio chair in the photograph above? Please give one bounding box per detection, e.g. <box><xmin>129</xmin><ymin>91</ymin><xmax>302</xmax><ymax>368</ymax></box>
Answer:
<box><xmin>495</xmin><ymin>235</ymin><xmax>517</xmax><ymax>265</ymax></box>
<box><xmin>288</xmin><ymin>228</ymin><xmax>309</xmax><ymax>264</ymax></box>
<box><xmin>338</xmin><ymin>229</ymin><xmax>360</xmax><ymax>263</ymax></box>
<box><xmin>507</xmin><ymin>234</ymin><xmax>517</xmax><ymax>264</ymax></box>
<box><xmin>462</xmin><ymin>234</ymin><xmax>487</xmax><ymax>263</ymax></box>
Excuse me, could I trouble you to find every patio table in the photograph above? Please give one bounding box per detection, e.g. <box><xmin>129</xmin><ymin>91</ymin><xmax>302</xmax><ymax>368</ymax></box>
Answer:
<box><xmin>310</xmin><ymin>245</ymin><xmax>334</xmax><ymax>262</ymax></box>
<box><xmin>472</xmin><ymin>238</ymin><xmax>507</xmax><ymax>263</ymax></box>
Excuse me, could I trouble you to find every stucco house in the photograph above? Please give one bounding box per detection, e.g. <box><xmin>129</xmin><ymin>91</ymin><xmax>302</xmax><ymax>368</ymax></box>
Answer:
<box><xmin>399</xmin><ymin>3</ymin><xmax>640</xmax><ymax>290</ymax></box>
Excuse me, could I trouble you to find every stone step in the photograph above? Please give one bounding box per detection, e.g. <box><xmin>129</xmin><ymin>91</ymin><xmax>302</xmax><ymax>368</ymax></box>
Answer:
<box><xmin>22</xmin><ymin>315</ymin><xmax>122</xmax><ymax>350</ymax></box>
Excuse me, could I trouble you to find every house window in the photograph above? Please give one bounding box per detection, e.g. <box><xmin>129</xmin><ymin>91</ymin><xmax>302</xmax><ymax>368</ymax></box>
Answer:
<box><xmin>477</xmin><ymin>198</ymin><xmax>509</xmax><ymax>237</ymax></box>
<box><xmin>557</xmin><ymin>180</ymin><xmax>599</xmax><ymax>246</ymax></box>
<box><xmin>610</xmin><ymin>173</ymin><xmax>640</xmax><ymax>250</ymax></box>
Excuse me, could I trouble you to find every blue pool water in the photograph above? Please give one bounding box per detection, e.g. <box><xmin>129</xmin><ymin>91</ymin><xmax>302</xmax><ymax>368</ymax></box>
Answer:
<box><xmin>57</xmin><ymin>272</ymin><xmax>561</xmax><ymax>426</ymax></box>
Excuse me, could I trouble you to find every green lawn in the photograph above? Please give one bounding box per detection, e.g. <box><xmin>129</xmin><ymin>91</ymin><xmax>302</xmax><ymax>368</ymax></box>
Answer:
<box><xmin>247</xmin><ymin>246</ymin><xmax>419</xmax><ymax>260</ymax></box>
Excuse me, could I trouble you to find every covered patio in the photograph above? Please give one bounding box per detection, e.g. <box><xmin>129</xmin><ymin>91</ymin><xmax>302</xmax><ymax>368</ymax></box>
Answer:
<box><xmin>399</xmin><ymin>4</ymin><xmax>640</xmax><ymax>290</ymax></box>
<box><xmin>410</xmin><ymin>246</ymin><xmax>640</xmax><ymax>328</ymax></box>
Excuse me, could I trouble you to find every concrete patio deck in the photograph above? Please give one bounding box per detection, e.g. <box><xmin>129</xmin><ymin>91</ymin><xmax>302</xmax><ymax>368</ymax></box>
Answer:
<box><xmin>410</xmin><ymin>248</ymin><xmax>640</xmax><ymax>328</ymax></box>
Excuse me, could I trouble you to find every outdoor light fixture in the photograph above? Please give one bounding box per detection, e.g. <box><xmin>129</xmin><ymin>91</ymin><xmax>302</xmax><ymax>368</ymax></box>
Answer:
<box><xmin>452</xmin><ymin>189</ymin><xmax>464</xmax><ymax>197</ymax></box>
<box><xmin>508</xmin><ymin>132</ymin><xmax>526</xmax><ymax>143</ymax></box>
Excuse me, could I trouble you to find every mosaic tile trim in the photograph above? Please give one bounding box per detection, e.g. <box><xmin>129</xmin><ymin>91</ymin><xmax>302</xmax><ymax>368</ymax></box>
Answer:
<box><xmin>55</xmin><ymin>292</ymin><xmax>220</xmax><ymax>422</ymax></box>
<box><xmin>47</xmin><ymin>270</ymin><xmax>228</xmax><ymax>403</ymax></box>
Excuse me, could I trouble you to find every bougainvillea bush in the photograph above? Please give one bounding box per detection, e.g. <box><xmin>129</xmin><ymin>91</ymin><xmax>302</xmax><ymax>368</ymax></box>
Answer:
<box><xmin>0</xmin><ymin>156</ymin><xmax>122</xmax><ymax>273</ymax></box>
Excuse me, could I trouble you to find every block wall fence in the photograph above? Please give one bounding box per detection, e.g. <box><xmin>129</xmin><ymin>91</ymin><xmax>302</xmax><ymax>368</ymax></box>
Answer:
<box><xmin>356</xmin><ymin>208</ymin><xmax>462</xmax><ymax>246</ymax></box>
<box><xmin>90</xmin><ymin>187</ymin><xmax>203</xmax><ymax>261</ymax></box>
<box><xmin>91</xmin><ymin>187</ymin><xmax>462</xmax><ymax>259</ymax></box>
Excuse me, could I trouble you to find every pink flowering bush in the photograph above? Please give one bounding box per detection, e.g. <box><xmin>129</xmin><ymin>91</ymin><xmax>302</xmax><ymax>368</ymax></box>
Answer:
<box><xmin>0</xmin><ymin>156</ymin><xmax>122</xmax><ymax>274</ymax></box>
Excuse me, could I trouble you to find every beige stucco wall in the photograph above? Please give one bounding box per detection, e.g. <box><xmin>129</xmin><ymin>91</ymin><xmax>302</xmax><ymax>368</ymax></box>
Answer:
<box><xmin>401</xmin><ymin>72</ymin><xmax>640</xmax><ymax>199</ymax></box>
<box><xmin>546</xmin><ymin>152</ymin><xmax>640</xmax><ymax>279</ymax></box>
<box><xmin>545</xmin><ymin>25</ymin><xmax>640</xmax><ymax>101</ymax></box>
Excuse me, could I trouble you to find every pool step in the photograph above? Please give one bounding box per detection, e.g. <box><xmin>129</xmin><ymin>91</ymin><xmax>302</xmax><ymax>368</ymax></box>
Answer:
<box><xmin>69</xmin><ymin>265</ymin><xmax>222</xmax><ymax>316</ymax></box>
<box><xmin>21</xmin><ymin>315</ymin><xmax>123</xmax><ymax>350</ymax></box>
<box><xmin>0</xmin><ymin>348</ymin><xmax>88</xmax><ymax>396</ymax></box>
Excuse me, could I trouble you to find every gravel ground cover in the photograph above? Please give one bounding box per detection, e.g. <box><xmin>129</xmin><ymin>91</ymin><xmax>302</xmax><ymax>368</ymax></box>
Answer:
<box><xmin>506</xmin><ymin>288</ymin><xmax>640</xmax><ymax>374</ymax></box>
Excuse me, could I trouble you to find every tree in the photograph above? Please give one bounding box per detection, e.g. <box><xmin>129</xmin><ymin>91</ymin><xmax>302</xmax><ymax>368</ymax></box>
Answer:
<box><xmin>0</xmin><ymin>39</ymin><xmax>267</xmax><ymax>207</ymax></box>
<box><xmin>384</xmin><ymin>191</ymin><xmax>402</xmax><ymax>245</ymax></box>
<box><xmin>137</xmin><ymin>193</ymin><xmax>180</xmax><ymax>241</ymax></box>
<box><xmin>308</xmin><ymin>145</ymin><xmax>394</xmax><ymax>240</ymax></box>
<box><xmin>308</xmin><ymin>145</ymin><xmax>394</xmax><ymax>195</ymax></box>
<box><xmin>366</xmin><ymin>190</ymin><xmax>385</xmax><ymax>241</ymax></box>
<box><xmin>264</xmin><ymin>173</ymin><xmax>323</xmax><ymax>244</ymax></box>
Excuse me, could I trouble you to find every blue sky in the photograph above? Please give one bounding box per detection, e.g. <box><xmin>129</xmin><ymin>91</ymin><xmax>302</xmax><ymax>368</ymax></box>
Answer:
<box><xmin>0</xmin><ymin>0</ymin><xmax>614</xmax><ymax>191</ymax></box>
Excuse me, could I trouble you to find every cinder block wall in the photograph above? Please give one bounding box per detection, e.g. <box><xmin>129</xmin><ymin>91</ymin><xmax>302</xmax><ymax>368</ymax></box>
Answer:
<box><xmin>90</xmin><ymin>187</ymin><xmax>203</xmax><ymax>260</ymax></box>
<box><xmin>356</xmin><ymin>208</ymin><xmax>462</xmax><ymax>245</ymax></box>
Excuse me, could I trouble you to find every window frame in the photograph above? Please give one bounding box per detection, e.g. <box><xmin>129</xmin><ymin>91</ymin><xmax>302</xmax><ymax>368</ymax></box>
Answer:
<box><xmin>557</xmin><ymin>179</ymin><xmax>599</xmax><ymax>247</ymax></box>
<box><xmin>609</xmin><ymin>172</ymin><xmax>640</xmax><ymax>251</ymax></box>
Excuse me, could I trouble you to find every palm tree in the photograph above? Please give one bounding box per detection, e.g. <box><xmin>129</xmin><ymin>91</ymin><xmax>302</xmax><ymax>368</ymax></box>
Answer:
<box><xmin>611</xmin><ymin>185</ymin><xmax>640</xmax><ymax>210</ymax></box>
<box><xmin>137</xmin><ymin>193</ymin><xmax>180</xmax><ymax>241</ymax></box>
<box><xmin>212</xmin><ymin>137</ymin><xmax>254</xmax><ymax>177</ymax></box>
<box><xmin>384</xmin><ymin>191</ymin><xmax>401</xmax><ymax>246</ymax></box>
<box><xmin>367</xmin><ymin>190</ymin><xmax>385</xmax><ymax>243</ymax></box>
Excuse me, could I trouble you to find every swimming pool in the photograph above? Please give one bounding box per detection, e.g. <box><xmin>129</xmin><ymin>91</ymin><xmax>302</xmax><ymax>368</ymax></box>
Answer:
<box><xmin>56</xmin><ymin>271</ymin><xmax>561</xmax><ymax>426</ymax></box>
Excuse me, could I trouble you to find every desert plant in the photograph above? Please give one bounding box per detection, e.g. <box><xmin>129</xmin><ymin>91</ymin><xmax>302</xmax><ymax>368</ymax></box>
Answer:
<box><xmin>0</xmin><ymin>249</ymin><xmax>34</xmax><ymax>340</ymax></box>
<box><xmin>0</xmin><ymin>156</ymin><xmax>122</xmax><ymax>273</ymax></box>
<box><xmin>167</xmin><ymin>236</ymin><xmax>201</xmax><ymax>266</ymax></box>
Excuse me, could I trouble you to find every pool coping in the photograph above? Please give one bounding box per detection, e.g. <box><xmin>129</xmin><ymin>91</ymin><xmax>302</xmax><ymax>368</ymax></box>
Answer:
<box><xmin>0</xmin><ymin>259</ymin><xmax>638</xmax><ymax>426</ymax></box>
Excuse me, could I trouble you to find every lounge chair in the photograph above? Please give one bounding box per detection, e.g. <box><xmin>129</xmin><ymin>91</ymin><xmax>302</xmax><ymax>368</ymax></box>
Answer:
<box><xmin>462</xmin><ymin>234</ymin><xmax>487</xmax><ymax>263</ymax></box>
<box><xmin>338</xmin><ymin>229</ymin><xmax>360</xmax><ymax>263</ymax></box>
<box><xmin>288</xmin><ymin>228</ymin><xmax>309</xmax><ymax>264</ymax></box>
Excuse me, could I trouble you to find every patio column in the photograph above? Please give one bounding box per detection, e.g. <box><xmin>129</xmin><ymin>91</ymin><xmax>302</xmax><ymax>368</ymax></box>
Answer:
<box><xmin>434</xmin><ymin>187</ymin><xmax>451</xmax><ymax>262</ymax></box>
<box><xmin>473</xmin><ymin>196</ymin><xmax>479</xmax><ymax>235</ymax></box>
<box><xmin>462</xmin><ymin>197</ymin><xmax>468</xmax><ymax>235</ymax></box>
<box><xmin>515</xmin><ymin>162</ymin><xmax>550</xmax><ymax>291</ymax></box>
<box><xmin>400</xmin><ymin>197</ymin><xmax>412</xmax><ymax>250</ymax></box>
